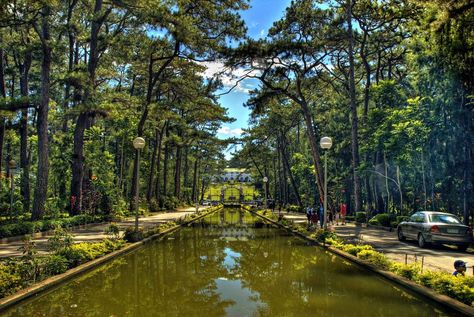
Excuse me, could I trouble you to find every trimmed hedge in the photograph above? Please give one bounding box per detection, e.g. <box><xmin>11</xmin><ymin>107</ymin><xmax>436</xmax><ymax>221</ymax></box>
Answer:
<box><xmin>0</xmin><ymin>215</ymin><xmax>105</xmax><ymax>239</ymax></box>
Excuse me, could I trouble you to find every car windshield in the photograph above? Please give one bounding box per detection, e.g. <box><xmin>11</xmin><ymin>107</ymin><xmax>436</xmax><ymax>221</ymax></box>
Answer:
<box><xmin>429</xmin><ymin>214</ymin><xmax>461</xmax><ymax>224</ymax></box>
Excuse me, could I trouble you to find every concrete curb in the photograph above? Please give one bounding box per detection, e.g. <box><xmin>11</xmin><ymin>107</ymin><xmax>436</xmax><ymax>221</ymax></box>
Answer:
<box><xmin>247</xmin><ymin>208</ymin><xmax>474</xmax><ymax>317</ymax></box>
<box><xmin>0</xmin><ymin>206</ymin><xmax>222</xmax><ymax>312</ymax></box>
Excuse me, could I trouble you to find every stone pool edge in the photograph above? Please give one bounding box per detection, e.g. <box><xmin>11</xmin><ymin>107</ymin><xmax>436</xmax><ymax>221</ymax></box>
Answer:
<box><xmin>248</xmin><ymin>208</ymin><xmax>474</xmax><ymax>317</ymax></box>
<box><xmin>0</xmin><ymin>205</ymin><xmax>223</xmax><ymax>312</ymax></box>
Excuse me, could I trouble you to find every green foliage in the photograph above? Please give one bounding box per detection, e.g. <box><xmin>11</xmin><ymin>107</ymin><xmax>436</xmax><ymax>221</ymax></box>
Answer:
<box><xmin>368</xmin><ymin>213</ymin><xmax>392</xmax><ymax>227</ymax></box>
<box><xmin>355</xmin><ymin>212</ymin><xmax>367</xmax><ymax>223</ymax></box>
<box><xmin>48</xmin><ymin>228</ymin><xmax>74</xmax><ymax>253</ymax></box>
<box><xmin>162</xmin><ymin>196</ymin><xmax>180</xmax><ymax>210</ymax></box>
<box><xmin>340</xmin><ymin>244</ymin><xmax>374</xmax><ymax>256</ymax></box>
<box><xmin>57</xmin><ymin>239</ymin><xmax>125</xmax><ymax>267</ymax></box>
<box><xmin>123</xmin><ymin>227</ymin><xmax>145</xmax><ymax>242</ymax></box>
<box><xmin>356</xmin><ymin>250</ymin><xmax>390</xmax><ymax>269</ymax></box>
<box><xmin>42</xmin><ymin>255</ymin><xmax>69</xmax><ymax>276</ymax></box>
<box><xmin>104</xmin><ymin>223</ymin><xmax>121</xmax><ymax>240</ymax></box>
<box><xmin>389</xmin><ymin>263</ymin><xmax>420</xmax><ymax>280</ymax></box>
<box><xmin>310</xmin><ymin>229</ymin><xmax>339</xmax><ymax>244</ymax></box>
<box><xmin>0</xmin><ymin>215</ymin><xmax>105</xmax><ymax>239</ymax></box>
<box><xmin>0</xmin><ymin>263</ymin><xmax>22</xmax><ymax>298</ymax></box>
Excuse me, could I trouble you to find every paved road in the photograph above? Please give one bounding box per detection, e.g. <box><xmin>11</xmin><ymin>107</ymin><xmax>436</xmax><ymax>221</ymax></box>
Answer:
<box><xmin>274</xmin><ymin>211</ymin><xmax>474</xmax><ymax>274</ymax></box>
<box><xmin>0</xmin><ymin>206</ymin><xmax>208</xmax><ymax>258</ymax></box>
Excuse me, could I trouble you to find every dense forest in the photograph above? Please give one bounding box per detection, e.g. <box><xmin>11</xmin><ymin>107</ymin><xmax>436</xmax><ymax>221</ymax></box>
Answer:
<box><xmin>0</xmin><ymin>0</ymin><xmax>473</xmax><ymax>224</ymax></box>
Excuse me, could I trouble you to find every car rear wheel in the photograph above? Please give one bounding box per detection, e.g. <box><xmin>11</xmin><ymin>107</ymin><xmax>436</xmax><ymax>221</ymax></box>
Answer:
<box><xmin>418</xmin><ymin>233</ymin><xmax>428</xmax><ymax>248</ymax></box>
<box><xmin>397</xmin><ymin>228</ymin><xmax>406</xmax><ymax>241</ymax></box>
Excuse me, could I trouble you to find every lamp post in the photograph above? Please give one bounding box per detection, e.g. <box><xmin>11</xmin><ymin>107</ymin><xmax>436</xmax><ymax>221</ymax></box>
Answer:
<box><xmin>320</xmin><ymin>137</ymin><xmax>333</xmax><ymax>230</ymax></box>
<box><xmin>8</xmin><ymin>160</ymin><xmax>16</xmax><ymax>217</ymax></box>
<box><xmin>263</xmin><ymin>176</ymin><xmax>268</xmax><ymax>210</ymax></box>
<box><xmin>132</xmin><ymin>137</ymin><xmax>145</xmax><ymax>231</ymax></box>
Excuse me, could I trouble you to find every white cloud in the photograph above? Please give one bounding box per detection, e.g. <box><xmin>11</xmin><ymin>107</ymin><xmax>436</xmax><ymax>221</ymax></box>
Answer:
<box><xmin>218</xmin><ymin>126</ymin><xmax>243</xmax><ymax>137</ymax></box>
<box><xmin>199</xmin><ymin>61</ymin><xmax>260</xmax><ymax>93</ymax></box>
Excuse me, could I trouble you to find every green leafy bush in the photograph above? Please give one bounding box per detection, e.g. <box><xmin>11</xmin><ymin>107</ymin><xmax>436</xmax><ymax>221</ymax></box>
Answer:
<box><xmin>310</xmin><ymin>229</ymin><xmax>339</xmax><ymax>243</ymax></box>
<box><xmin>357</xmin><ymin>249</ymin><xmax>390</xmax><ymax>269</ymax></box>
<box><xmin>341</xmin><ymin>244</ymin><xmax>374</xmax><ymax>256</ymax></box>
<box><xmin>368</xmin><ymin>213</ymin><xmax>392</xmax><ymax>227</ymax></box>
<box><xmin>390</xmin><ymin>263</ymin><xmax>420</xmax><ymax>280</ymax></box>
<box><xmin>42</xmin><ymin>255</ymin><xmax>68</xmax><ymax>276</ymax></box>
<box><xmin>415</xmin><ymin>271</ymin><xmax>474</xmax><ymax>305</ymax></box>
<box><xmin>287</xmin><ymin>205</ymin><xmax>302</xmax><ymax>213</ymax></box>
<box><xmin>355</xmin><ymin>212</ymin><xmax>367</xmax><ymax>223</ymax></box>
<box><xmin>0</xmin><ymin>263</ymin><xmax>22</xmax><ymax>298</ymax></box>
<box><xmin>0</xmin><ymin>215</ymin><xmax>105</xmax><ymax>239</ymax></box>
<box><xmin>57</xmin><ymin>239</ymin><xmax>124</xmax><ymax>267</ymax></box>
<box><xmin>104</xmin><ymin>223</ymin><xmax>120</xmax><ymax>239</ymax></box>
<box><xmin>124</xmin><ymin>227</ymin><xmax>144</xmax><ymax>242</ymax></box>
<box><xmin>48</xmin><ymin>228</ymin><xmax>74</xmax><ymax>253</ymax></box>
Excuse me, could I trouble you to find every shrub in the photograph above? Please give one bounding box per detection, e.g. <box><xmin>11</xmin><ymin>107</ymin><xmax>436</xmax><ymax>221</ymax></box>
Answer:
<box><xmin>345</xmin><ymin>216</ymin><xmax>355</xmax><ymax>222</ymax></box>
<box><xmin>415</xmin><ymin>272</ymin><xmax>474</xmax><ymax>305</ymax></box>
<box><xmin>311</xmin><ymin>229</ymin><xmax>339</xmax><ymax>243</ymax></box>
<box><xmin>42</xmin><ymin>255</ymin><xmax>68</xmax><ymax>276</ymax></box>
<box><xmin>163</xmin><ymin>196</ymin><xmax>179</xmax><ymax>210</ymax></box>
<box><xmin>0</xmin><ymin>263</ymin><xmax>22</xmax><ymax>298</ymax></box>
<box><xmin>287</xmin><ymin>205</ymin><xmax>302</xmax><ymax>213</ymax></box>
<box><xmin>124</xmin><ymin>227</ymin><xmax>144</xmax><ymax>242</ymax></box>
<box><xmin>48</xmin><ymin>228</ymin><xmax>74</xmax><ymax>253</ymax></box>
<box><xmin>105</xmin><ymin>223</ymin><xmax>120</xmax><ymax>239</ymax></box>
<box><xmin>390</xmin><ymin>263</ymin><xmax>420</xmax><ymax>280</ymax></box>
<box><xmin>57</xmin><ymin>239</ymin><xmax>124</xmax><ymax>267</ymax></box>
<box><xmin>355</xmin><ymin>212</ymin><xmax>367</xmax><ymax>223</ymax></box>
<box><xmin>357</xmin><ymin>249</ymin><xmax>390</xmax><ymax>269</ymax></box>
<box><xmin>368</xmin><ymin>218</ymin><xmax>380</xmax><ymax>226</ymax></box>
<box><xmin>341</xmin><ymin>244</ymin><xmax>374</xmax><ymax>256</ymax></box>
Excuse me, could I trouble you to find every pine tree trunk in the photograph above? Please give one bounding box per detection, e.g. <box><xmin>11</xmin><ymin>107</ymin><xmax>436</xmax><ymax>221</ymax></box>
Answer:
<box><xmin>147</xmin><ymin>128</ymin><xmax>159</xmax><ymax>202</ymax></box>
<box><xmin>191</xmin><ymin>158</ymin><xmax>198</xmax><ymax>202</ymax></box>
<box><xmin>174</xmin><ymin>145</ymin><xmax>182</xmax><ymax>198</ymax></box>
<box><xmin>19</xmin><ymin>52</ymin><xmax>32</xmax><ymax>213</ymax></box>
<box><xmin>70</xmin><ymin>113</ymin><xmax>90</xmax><ymax>215</ymax></box>
<box><xmin>32</xmin><ymin>6</ymin><xmax>52</xmax><ymax>220</ymax></box>
<box><xmin>0</xmin><ymin>44</ymin><xmax>6</xmax><ymax>180</ymax></box>
<box><xmin>347</xmin><ymin>0</ymin><xmax>361</xmax><ymax>212</ymax></box>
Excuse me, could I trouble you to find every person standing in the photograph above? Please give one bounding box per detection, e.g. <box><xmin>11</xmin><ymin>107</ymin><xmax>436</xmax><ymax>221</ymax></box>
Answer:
<box><xmin>340</xmin><ymin>202</ymin><xmax>347</xmax><ymax>225</ymax></box>
<box><xmin>318</xmin><ymin>203</ymin><xmax>324</xmax><ymax>228</ymax></box>
<box><xmin>306</xmin><ymin>206</ymin><xmax>312</xmax><ymax>225</ymax></box>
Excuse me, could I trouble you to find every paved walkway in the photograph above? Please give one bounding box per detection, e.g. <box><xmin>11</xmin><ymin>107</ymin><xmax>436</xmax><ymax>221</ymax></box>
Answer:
<box><xmin>0</xmin><ymin>206</ymin><xmax>209</xmax><ymax>258</ymax></box>
<box><xmin>274</xmin><ymin>211</ymin><xmax>474</xmax><ymax>274</ymax></box>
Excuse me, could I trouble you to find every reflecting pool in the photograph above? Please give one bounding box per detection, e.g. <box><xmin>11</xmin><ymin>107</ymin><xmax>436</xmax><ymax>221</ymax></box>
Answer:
<box><xmin>0</xmin><ymin>209</ymin><xmax>453</xmax><ymax>317</ymax></box>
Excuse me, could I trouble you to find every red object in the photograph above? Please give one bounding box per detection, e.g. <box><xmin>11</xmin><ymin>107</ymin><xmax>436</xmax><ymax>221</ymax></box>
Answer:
<box><xmin>430</xmin><ymin>225</ymin><xmax>440</xmax><ymax>233</ymax></box>
<box><xmin>339</xmin><ymin>203</ymin><xmax>347</xmax><ymax>216</ymax></box>
<box><xmin>70</xmin><ymin>195</ymin><xmax>76</xmax><ymax>209</ymax></box>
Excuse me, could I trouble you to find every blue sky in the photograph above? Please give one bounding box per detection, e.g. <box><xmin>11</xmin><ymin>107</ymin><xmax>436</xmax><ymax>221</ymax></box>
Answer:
<box><xmin>213</xmin><ymin>0</ymin><xmax>292</xmax><ymax>158</ymax></box>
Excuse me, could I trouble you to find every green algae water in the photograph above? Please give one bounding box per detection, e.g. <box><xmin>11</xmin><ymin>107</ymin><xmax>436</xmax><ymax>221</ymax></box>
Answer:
<box><xmin>1</xmin><ymin>209</ymin><xmax>453</xmax><ymax>317</ymax></box>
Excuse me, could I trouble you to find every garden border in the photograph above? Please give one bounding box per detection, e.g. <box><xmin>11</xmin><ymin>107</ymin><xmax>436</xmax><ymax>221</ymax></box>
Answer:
<box><xmin>0</xmin><ymin>205</ymin><xmax>223</xmax><ymax>312</ymax></box>
<box><xmin>246</xmin><ymin>207</ymin><xmax>474</xmax><ymax>317</ymax></box>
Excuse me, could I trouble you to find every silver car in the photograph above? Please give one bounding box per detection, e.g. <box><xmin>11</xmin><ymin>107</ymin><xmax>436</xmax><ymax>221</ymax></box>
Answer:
<box><xmin>397</xmin><ymin>211</ymin><xmax>473</xmax><ymax>251</ymax></box>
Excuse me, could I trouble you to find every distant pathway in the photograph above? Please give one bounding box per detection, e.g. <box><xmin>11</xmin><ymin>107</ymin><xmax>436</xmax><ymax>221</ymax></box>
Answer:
<box><xmin>0</xmin><ymin>206</ymin><xmax>209</xmax><ymax>258</ymax></box>
<box><xmin>274</xmin><ymin>211</ymin><xmax>474</xmax><ymax>274</ymax></box>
